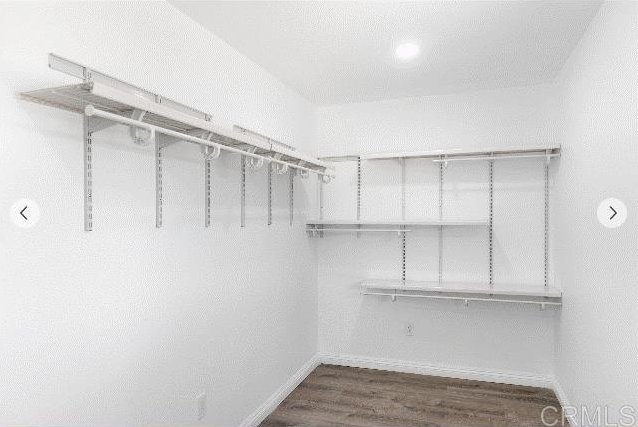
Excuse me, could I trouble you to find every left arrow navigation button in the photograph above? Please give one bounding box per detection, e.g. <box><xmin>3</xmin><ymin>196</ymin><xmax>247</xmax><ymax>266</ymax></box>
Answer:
<box><xmin>10</xmin><ymin>199</ymin><xmax>40</xmax><ymax>228</ymax></box>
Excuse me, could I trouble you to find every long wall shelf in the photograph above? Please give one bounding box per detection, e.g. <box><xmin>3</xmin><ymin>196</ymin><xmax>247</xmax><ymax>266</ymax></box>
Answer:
<box><xmin>20</xmin><ymin>54</ymin><xmax>334</xmax><ymax>231</ymax></box>
<box><xmin>321</xmin><ymin>145</ymin><xmax>560</xmax><ymax>163</ymax></box>
<box><xmin>306</xmin><ymin>219</ymin><xmax>487</xmax><ymax>236</ymax></box>
<box><xmin>307</xmin><ymin>220</ymin><xmax>488</xmax><ymax>226</ymax></box>
<box><xmin>22</xmin><ymin>55</ymin><xmax>333</xmax><ymax>176</ymax></box>
<box><xmin>361</xmin><ymin>280</ymin><xmax>562</xmax><ymax>306</ymax></box>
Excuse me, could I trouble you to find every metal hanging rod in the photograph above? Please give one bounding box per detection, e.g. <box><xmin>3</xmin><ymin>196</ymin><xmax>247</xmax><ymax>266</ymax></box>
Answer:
<box><xmin>84</xmin><ymin>105</ymin><xmax>332</xmax><ymax>177</ymax></box>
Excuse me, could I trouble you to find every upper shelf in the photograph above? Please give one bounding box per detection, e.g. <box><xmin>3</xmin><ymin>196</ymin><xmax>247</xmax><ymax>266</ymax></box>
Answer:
<box><xmin>307</xmin><ymin>219</ymin><xmax>488</xmax><ymax>227</ymax></box>
<box><xmin>321</xmin><ymin>145</ymin><xmax>561</xmax><ymax>163</ymax></box>
<box><xmin>20</xmin><ymin>54</ymin><xmax>333</xmax><ymax>177</ymax></box>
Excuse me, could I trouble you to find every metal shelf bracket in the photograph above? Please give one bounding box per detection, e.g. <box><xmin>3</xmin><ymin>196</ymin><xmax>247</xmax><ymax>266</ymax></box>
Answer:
<box><xmin>401</xmin><ymin>225</ymin><xmax>407</xmax><ymax>284</ymax></box>
<box><xmin>544</xmin><ymin>150</ymin><xmax>550</xmax><ymax>288</ymax></box>
<box><xmin>83</xmin><ymin>116</ymin><xmax>93</xmax><ymax>231</ymax></box>
<box><xmin>241</xmin><ymin>155</ymin><xmax>246</xmax><ymax>228</ymax></box>
<box><xmin>289</xmin><ymin>168</ymin><xmax>295</xmax><ymax>226</ymax></box>
<box><xmin>81</xmin><ymin>115</ymin><xmax>117</xmax><ymax>232</ymax></box>
<box><xmin>356</xmin><ymin>157</ymin><xmax>362</xmax><ymax>237</ymax></box>
<box><xmin>438</xmin><ymin>157</ymin><xmax>445</xmax><ymax>285</ymax></box>
<box><xmin>267</xmin><ymin>162</ymin><xmax>273</xmax><ymax>226</ymax></box>
<box><xmin>155</xmin><ymin>134</ymin><xmax>178</xmax><ymax>228</ymax></box>
<box><xmin>401</xmin><ymin>158</ymin><xmax>407</xmax><ymax>284</ymax></box>
<box><xmin>489</xmin><ymin>156</ymin><xmax>494</xmax><ymax>288</ymax></box>
<box><xmin>201</xmin><ymin>138</ymin><xmax>221</xmax><ymax>228</ymax></box>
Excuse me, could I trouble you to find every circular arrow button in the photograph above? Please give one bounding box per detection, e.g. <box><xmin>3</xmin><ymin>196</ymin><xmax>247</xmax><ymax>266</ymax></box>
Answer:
<box><xmin>597</xmin><ymin>198</ymin><xmax>627</xmax><ymax>229</ymax></box>
<box><xmin>10</xmin><ymin>198</ymin><xmax>41</xmax><ymax>228</ymax></box>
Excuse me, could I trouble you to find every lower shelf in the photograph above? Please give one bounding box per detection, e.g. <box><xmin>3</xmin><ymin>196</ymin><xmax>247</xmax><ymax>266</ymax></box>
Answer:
<box><xmin>360</xmin><ymin>280</ymin><xmax>562</xmax><ymax>306</ymax></box>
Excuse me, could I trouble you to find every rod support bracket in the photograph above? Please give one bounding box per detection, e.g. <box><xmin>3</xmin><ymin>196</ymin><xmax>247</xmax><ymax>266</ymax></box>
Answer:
<box><xmin>129</xmin><ymin>109</ymin><xmax>153</xmax><ymax>146</ymax></box>
<box><xmin>201</xmin><ymin>144</ymin><xmax>221</xmax><ymax>160</ymax></box>
<box><xmin>298</xmin><ymin>161</ymin><xmax>309</xmax><ymax>179</ymax></box>
<box><xmin>245</xmin><ymin>147</ymin><xmax>264</xmax><ymax>170</ymax></box>
<box><xmin>273</xmin><ymin>153</ymin><xmax>288</xmax><ymax>174</ymax></box>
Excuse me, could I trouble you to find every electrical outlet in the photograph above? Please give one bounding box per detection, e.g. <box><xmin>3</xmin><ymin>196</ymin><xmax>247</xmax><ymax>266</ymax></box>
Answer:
<box><xmin>196</xmin><ymin>392</ymin><xmax>206</xmax><ymax>421</ymax></box>
<box><xmin>405</xmin><ymin>322</ymin><xmax>414</xmax><ymax>336</ymax></box>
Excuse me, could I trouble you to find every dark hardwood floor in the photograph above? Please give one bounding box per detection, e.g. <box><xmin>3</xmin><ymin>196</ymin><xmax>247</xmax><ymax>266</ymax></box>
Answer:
<box><xmin>260</xmin><ymin>364</ymin><xmax>562</xmax><ymax>427</ymax></box>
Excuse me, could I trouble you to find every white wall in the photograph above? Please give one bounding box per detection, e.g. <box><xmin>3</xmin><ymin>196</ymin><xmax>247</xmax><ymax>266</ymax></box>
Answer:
<box><xmin>316</xmin><ymin>85</ymin><xmax>561</xmax><ymax>378</ymax></box>
<box><xmin>554</xmin><ymin>1</ymin><xmax>638</xmax><ymax>424</ymax></box>
<box><xmin>0</xmin><ymin>2</ymin><xmax>318</xmax><ymax>426</ymax></box>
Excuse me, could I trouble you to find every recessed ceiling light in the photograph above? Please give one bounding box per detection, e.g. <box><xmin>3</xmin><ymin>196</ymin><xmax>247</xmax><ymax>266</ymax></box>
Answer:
<box><xmin>395</xmin><ymin>42</ymin><xmax>420</xmax><ymax>61</ymax></box>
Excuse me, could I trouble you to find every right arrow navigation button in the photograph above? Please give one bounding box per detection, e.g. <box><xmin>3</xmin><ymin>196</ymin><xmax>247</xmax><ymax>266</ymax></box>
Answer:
<box><xmin>598</xmin><ymin>198</ymin><xmax>627</xmax><ymax>228</ymax></box>
<box><xmin>609</xmin><ymin>206</ymin><xmax>617</xmax><ymax>220</ymax></box>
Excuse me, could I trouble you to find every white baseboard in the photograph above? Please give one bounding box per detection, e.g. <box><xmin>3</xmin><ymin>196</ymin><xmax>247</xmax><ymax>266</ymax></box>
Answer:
<box><xmin>319</xmin><ymin>352</ymin><xmax>555</xmax><ymax>389</ymax></box>
<box><xmin>552</xmin><ymin>378</ymin><xmax>576</xmax><ymax>427</ymax></box>
<box><xmin>239</xmin><ymin>354</ymin><xmax>320</xmax><ymax>427</ymax></box>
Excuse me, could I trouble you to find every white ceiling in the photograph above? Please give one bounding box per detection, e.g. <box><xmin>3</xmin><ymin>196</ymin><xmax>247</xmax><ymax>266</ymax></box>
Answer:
<box><xmin>171</xmin><ymin>1</ymin><xmax>602</xmax><ymax>105</ymax></box>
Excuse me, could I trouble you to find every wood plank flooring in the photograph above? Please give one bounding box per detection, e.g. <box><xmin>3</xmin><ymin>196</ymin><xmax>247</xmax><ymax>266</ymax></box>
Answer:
<box><xmin>260</xmin><ymin>364</ymin><xmax>562</xmax><ymax>427</ymax></box>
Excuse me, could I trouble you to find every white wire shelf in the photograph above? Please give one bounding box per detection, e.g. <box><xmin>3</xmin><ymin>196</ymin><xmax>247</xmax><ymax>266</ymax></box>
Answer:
<box><xmin>307</xmin><ymin>219</ymin><xmax>487</xmax><ymax>227</ymax></box>
<box><xmin>307</xmin><ymin>228</ymin><xmax>413</xmax><ymax>233</ymax></box>
<box><xmin>360</xmin><ymin>279</ymin><xmax>562</xmax><ymax>306</ymax></box>
<box><xmin>19</xmin><ymin>54</ymin><xmax>335</xmax><ymax>231</ymax></box>
<box><xmin>21</xmin><ymin>83</ymin><xmax>332</xmax><ymax>176</ymax></box>
<box><xmin>307</xmin><ymin>219</ymin><xmax>488</xmax><ymax>226</ymax></box>
<box><xmin>306</xmin><ymin>219</ymin><xmax>488</xmax><ymax>237</ymax></box>
<box><xmin>320</xmin><ymin>145</ymin><xmax>561</xmax><ymax>163</ymax></box>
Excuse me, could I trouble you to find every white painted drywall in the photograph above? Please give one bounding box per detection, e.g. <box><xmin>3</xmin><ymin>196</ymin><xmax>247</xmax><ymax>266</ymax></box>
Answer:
<box><xmin>316</xmin><ymin>85</ymin><xmax>561</xmax><ymax>378</ymax></box>
<box><xmin>554</xmin><ymin>1</ymin><xmax>638</xmax><ymax>424</ymax></box>
<box><xmin>0</xmin><ymin>2</ymin><xmax>318</xmax><ymax>426</ymax></box>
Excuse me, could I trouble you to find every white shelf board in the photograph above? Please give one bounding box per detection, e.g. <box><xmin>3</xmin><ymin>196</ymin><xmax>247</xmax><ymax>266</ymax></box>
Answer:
<box><xmin>320</xmin><ymin>145</ymin><xmax>560</xmax><ymax>162</ymax></box>
<box><xmin>306</xmin><ymin>219</ymin><xmax>488</xmax><ymax>227</ymax></box>
<box><xmin>306</xmin><ymin>228</ymin><xmax>412</xmax><ymax>233</ymax></box>
<box><xmin>20</xmin><ymin>55</ymin><xmax>332</xmax><ymax>175</ymax></box>
<box><xmin>362</xmin><ymin>145</ymin><xmax>560</xmax><ymax>161</ymax></box>
<box><xmin>361</xmin><ymin>279</ymin><xmax>562</xmax><ymax>299</ymax></box>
